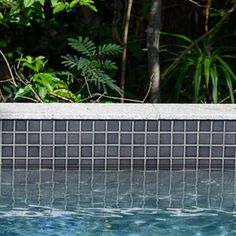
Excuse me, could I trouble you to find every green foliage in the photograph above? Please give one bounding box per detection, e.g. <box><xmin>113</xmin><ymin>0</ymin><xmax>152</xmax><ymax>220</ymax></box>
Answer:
<box><xmin>15</xmin><ymin>56</ymin><xmax>81</xmax><ymax>102</ymax></box>
<box><xmin>161</xmin><ymin>31</ymin><xmax>236</xmax><ymax>103</ymax></box>
<box><xmin>0</xmin><ymin>0</ymin><xmax>96</xmax><ymax>25</ymax></box>
<box><xmin>62</xmin><ymin>36</ymin><xmax>122</xmax><ymax>95</ymax></box>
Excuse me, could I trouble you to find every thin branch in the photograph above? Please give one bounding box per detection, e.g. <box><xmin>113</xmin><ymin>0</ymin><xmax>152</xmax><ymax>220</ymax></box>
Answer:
<box><xmin>142</xmin><ymin>76</ymin><xmax>153</xmax><ymax>103</ymax></box>
<box><xmin>162</xmin><ymin>2</ymin><xmax>236</xmax><ymax>80</ymax></box>
<box><xmin>188</xmin><ymin>0</ymin><xmax>207</xmax><ymax>8</ymax></box>
<box><xmin>0</xmin><ymin>49</ymin><xmax>17</xmax><ymax>87</ymax></box>
<box><xmin>205</xmin><ymin>0</ymin><xmax>213</xmax><ymax>32</ymax></box>
<box><xmin>219</xmin><ymin>89</ymin><xmax>236</xmax><ymax>104</ymax></box>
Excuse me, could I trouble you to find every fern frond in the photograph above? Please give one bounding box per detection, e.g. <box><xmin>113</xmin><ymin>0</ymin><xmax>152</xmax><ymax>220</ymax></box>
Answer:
<box><xmin>68</xmin><ymin>37</ymin><xmax>96</xmax><ymax>57</ymax></box>
<box><xmin>97</xmin><ymin>60</ymin><xmax>118</xmax><ymax>70</ymax></box>
<box><xmin>98</xmin><ymin>44</ymin><xmax>122</xmax><ymax>55</ymax></box>
<box><xmin>61</xmin><ymin>55</ymin><xmax>80</xmax><ymax>69</ymax></box>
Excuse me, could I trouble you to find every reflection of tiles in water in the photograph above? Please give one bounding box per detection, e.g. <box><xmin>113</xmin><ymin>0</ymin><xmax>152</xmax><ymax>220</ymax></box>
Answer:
<box><xmin>0</xmin><ymin>169</ymin><xmax>236</xmax><ymax>211</ymax></box>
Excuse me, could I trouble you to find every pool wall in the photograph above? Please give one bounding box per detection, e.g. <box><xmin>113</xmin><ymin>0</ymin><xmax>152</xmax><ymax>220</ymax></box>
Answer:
<box><xmin>0</xmin><ymin>104</ymin><xmax>236</xmax><ymax>170</ymax></box>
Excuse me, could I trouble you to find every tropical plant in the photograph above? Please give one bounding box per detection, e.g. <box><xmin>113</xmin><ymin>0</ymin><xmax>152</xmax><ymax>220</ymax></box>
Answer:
<box><xmin>61</xmin><ymin>36</ymin><xmax>122</xmax><ymax>97</ymax></box>
<box><xmin>14</xmin><ymin>55</ymin><xmax>81</xmax><ymax>102</ymax></box>
<box><xmin>161</xmin><ymin>31</ymin><xmax>236</xmax><ymax>103</ymax></box>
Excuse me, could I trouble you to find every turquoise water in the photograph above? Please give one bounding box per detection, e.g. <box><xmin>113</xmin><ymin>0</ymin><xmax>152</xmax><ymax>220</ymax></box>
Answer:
<box><xmin>0</xmin><ymin>169</ymin><xmax>236</xmax><ymax>235</ymax></box>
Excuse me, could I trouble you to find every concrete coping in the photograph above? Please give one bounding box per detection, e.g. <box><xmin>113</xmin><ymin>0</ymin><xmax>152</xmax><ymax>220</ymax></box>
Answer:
<box><xmin>0</xmin><ymin>103</ymin><xmax>236</xmax><ymax>120</ymax></box>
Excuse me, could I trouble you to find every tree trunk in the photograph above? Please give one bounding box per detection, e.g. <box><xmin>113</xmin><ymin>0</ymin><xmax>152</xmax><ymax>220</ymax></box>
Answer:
<box><xmin>147</xmin><ymin>0</ymin><xmax>162</xmax><ymax>103</ymax></box>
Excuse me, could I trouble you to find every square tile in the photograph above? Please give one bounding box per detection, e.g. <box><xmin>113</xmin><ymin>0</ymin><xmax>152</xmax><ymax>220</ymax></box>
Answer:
<box><xmin>211</xmin><ymin>159</ymin><xmax>222</xmax><ymax>169</ymax></box>
<box><xmin>2</xmin><ymin>146</ymin><xmax>13</xmax><ymax>157</ymax></box>
<box><xmin>94</xmin><ymin>146</ymin><xmax>105</xmax><ymax>157</ymax></box>
<box><xmin>120</xmin><ymin>146</ymin><xmax>131</xmax><ymax>157</ymax></box>
<box><xmin>55</xmin><ymin>133</ymin><xmax>66</xmax><ymax>144</ymax></box>
<box><xmin>42</xmin><ymin>120</ymin><xmax>53</xmax><ymax>131</ymax></box>
<box><xmin>28</xmin><ymin>146</ymin><xmax>39</xmax><ymax>157</ymax></box>
<box><xmin>160</xmin><ymin>133</ymin><xmax>171</xmax><ymax>144</ymax></box>
<box><xmin>146</xmin><ymin>146</ymin><xmax>157</xmax><ymax>158</ymax></box>
<box><xmin>225</xmin><ymin>147</ymin><xmax>235</xmax><ymax>158</ymax></box>
<box><xmin>147</xmin><ymin>121</ymin><xmax>158</xmax><ymax>131</ymax></box>
<box><xmin>121</xmin><ymin>120</ymin><xmax>132</xmax><ymax>132</ymax></box>
<box><xmin>120</xmin><ymin>159</ymin><xmax>131</xmax><ymax>169</ymax></box>
<box><xmin>147</xmin><ymin>133</ymin><xmax>158</xmax><ymax>144</ymax></box>
<box><xmin>41</xmin><ymin>159</ymin><xmax>53</xmax><ymax>169</ymax></box>
<box><xmin>15</xmin><ymin>146</ymin><xmax>26</xmax><ymax>157</ymax></box>
<box><xmin>159</xmin><ymin>159</ymin><xmax>170</xmax><ymax>170</ymax></box>
<box><xmin>212</xmin><ymin>146</ymin><xmax>223</xmax><ymax>157</ymax></box>
<box><xmin>225</xmin><ymin>134</ymin><xmax>236</xmax><ymax>145</ymax></box>
<box><xmin>200</xmin><ymin>121</ymin><xmax>211</xmax><ymax>131</ymax></box>
<box><xmin>15</xmin><ymin>159</ymin><xmax>26</xmax><ymax>168</ymax></box>
<box><xmin>107</xmin><ymin>133</ymin><xmax>118</xmax><ymax>144</ymax></box>
<box><xmin>133</xmin><ymin>146</ymin><xmax>144</xmax><ymax>157</ymax></box>
<box><xmin>173</xmin><ymin>121</ymin><xmax>184</xmax><ymax>132</ymax></box>
<box><xmin>15</xmin><ymin>133</ymin><xmax>26</xmax><ymax>144</ymax></box>
<box><xmin>225</xmin><ymin>121</ymin><xmax>236</xmax><ymax>132</ymax></box>
<box><xmin>81</xmin><ymin>121</ymin><xmax>93</xmax><ymax>131</ymax></box>
<box><xmin>172</xmin><ymin>146</ymin><xmax>184</xmax><ymax>158</ymax></box>
<box><xmin>146</xmin><ymin>159</ymin><xmax>157</xmax><ymax>170</ymax></box>
<box><xmin>81</xmin><ymin>159</ymin><xmax>92</xmax><ymax>169</ymax></box>
<box><xmin>81</xmin><ymin>146</ymin><xmax>92</xmax><ymax>157</ymax></box>
<box><xmin>94</xmin><ymin>159</ymin><xmax>105</xmax><ymax>170</ymax></box>
<box><xmin>199</xmin><ymin>159</ymin><xmax>209</xmax><ymax>169</ymax></box>
<box><xmin>199</xmin><ymin>146</ymin><xmax>209</xmax><ymax>157</ymax></box>
<box><xmin>213</xmin><ymin>121</ymin><xmax>224</xmax><ymax>132</ymax></box>
<box><xmin>68</xmin><ymin>120</ymin><xmax>80</xmax><ymax>131</ymax></box>
<box><xmin>160</xmin><ymin>120</ymin><xmax>171</xmax><ymax>131</ymax></box>
<box><xmin>199</xmin><ymin>133</ymin><xmax>210</xmax><ymax>144</ymax></box>
<box><xmin>173</xmin><ymin>133</ymin><xmax>184</xmax><ymax>144</ymax></box>
<box><xmin>120</xmin><ymin>133</ymin><xmax>131</xmax><ymax>144</ymax></box>
<box><xmin>212</xmin><ymin>133</ymin><xmax>223</xmax><ymax>145</ymax></box>
<box><xmin>107</xmin><ymin>146</ymin><xmax>118</xmax><ymax>157</ymax></box>
<box><xmin>186</xmin><ymin>146</ymin><xmax>197</xmax><ymax>157</ymax></box>
<box><xmin>55</xmin><ymin>146</ymin><xmax>66</xmax><ymax>157</ymax></box>
<box><xmin>16</xmin><ymin>120</ymin><xmax>27</xmax><ymax>131</ymax></box>
<box><xmin>134</xmin><ymin>121</ymin><xmax>145</xmax><ymax>131</ymax></box>
<box><xmin>28</xmin><ymin>133</ymin><xmax>40</xmax><ymax>144</ymax></box>
<box><xmin>68</xmin><ymin>159</ymin><xmax>79</xmax><ymax>169</ymax></box>
<box><xmin>186</xmin><ymin>121</ymin><xmax>197</xmax><ymax>131</ymax></box>
<box><xmin>55</xmin><ymin>120</ymin><xmax>66</xmax><ymax>131</ymax></box>
<box><xmin>134</xmin><ymin>133</ymin><xmax>145</xmax><ymax>144</ymax></box>
<box><xmin>41</xmin><ymin>146</ymin><xmax>53</xmax><ymax>157</ymax></box>
<box><xmin>81</xmin><ymin>133</ymin><xmax>92</xmax><ymax>144</ymax></box>
<box><xmin>29</xmin><ymin>120</ymin><xmax>40</xmax><ymax>131</ymax></box>
<box><xmin>68</xmin><ymin>146</ymin><xmax>79</xmax><ymax>157</ymax></box>
<box><xmin>28</xmin><ymin>159</ymin><xmax>39</xmax><ymax>169</ymax></box>
<box><xmin>172</xmin><ymin>159</ymin><xmax>183</xmax><ymax>170</ymax></box>
<box><xmin>2</xmin><ymin>133</ymin><xmax>13</xmax><ymax>144</ymax></box>
<box><xmin>68</xmin><ymin>133</ymin><xmax>79</xmax><ymax>144</ymax></box>
<box><xmin>95</xmin><ymin>121</ymin><xmax>106</xmax><ymax>131</ymax></box>
<box><xmin>159</xmin><ymin>146</ymin><xmax>171</xmax><ymax>157</ymax></box>
<box><xmin>94</xmin><ymin>133</ymin><xmax>105</xmax><ymax>144</ymax></box>
<box><xmin>42</xmin><ymin>133</ymin><xmax>53</xmax><ymax>144</ymax></box>
<box><xmin>186</xmin><ymin>133</ymin><xmax>197</xmax><ymax>144</ymax></box>
<box><xmin>133</xmin><ymin>159</ymin><xmax>144</xmax><ymax>170</ymax></box>
<box><xmin>108</xmin><ymin>121</ymin><xmax>119</xmax><ymax>131</ymax></box>
<box><xmin>2</xmin><ymin>120</ymin><xmax>13</xmax><ymax>131</ymax></box>
<box><xmin>107</xmin><ymin>159</ymin><xmax>118</xmax><ymax>170</ymax></box>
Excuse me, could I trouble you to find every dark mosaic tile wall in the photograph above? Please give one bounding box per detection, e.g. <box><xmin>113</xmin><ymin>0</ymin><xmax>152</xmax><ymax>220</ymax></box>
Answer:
<box><xmin>0</xmin><ymin>120</ymin><xmax>236</xmax><ymax>170</ymax></box>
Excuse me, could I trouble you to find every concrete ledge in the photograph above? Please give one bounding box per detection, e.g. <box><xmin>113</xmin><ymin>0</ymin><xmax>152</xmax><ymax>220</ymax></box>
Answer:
<box><xmin>0</xmin><ymin>103</ymin><xmax>236</xmax><ymax>120</ymax></box>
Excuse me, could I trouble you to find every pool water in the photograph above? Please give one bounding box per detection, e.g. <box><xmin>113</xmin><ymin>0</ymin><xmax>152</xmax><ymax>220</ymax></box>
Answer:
<box><xmin>0</xmin><ymin>169</ymin><xmax>236</xmax><ymax>235</ymax></box>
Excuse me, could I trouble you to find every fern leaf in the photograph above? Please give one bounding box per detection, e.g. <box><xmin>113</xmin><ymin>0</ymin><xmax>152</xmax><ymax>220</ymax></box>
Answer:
<box><xmin>61</xmin><ymin>55</ymin><xmax>80</xmax><ymax>69</ymax></box>
<box><xmin>68</xmin><ymin>37</ymin><xmax>96</xmax><ymax>57</ymax></box>
<box><xmin>98</xmin><ymin>44</ymin><xmax>122</xmax><ymax>55</ymax></box>
<box><xmin>97</xmin><ymin>59</ymin><xmax>118</xmax><ymax>70</ymax></box>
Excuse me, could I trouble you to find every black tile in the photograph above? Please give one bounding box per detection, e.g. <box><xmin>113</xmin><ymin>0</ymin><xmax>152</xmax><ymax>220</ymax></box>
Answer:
<box><xmin>15</xmin><ymin>133</ymin><xmax>26</xmax><ymax>144</ymax></box>
<box><xmin>68</xmin><ymin>146</ymin><xmax>79</xmax><ymax>157</ymax></box>
<box><xmin>199</xmin><ymin>159</ymin><xmax>209</xmax><ymax>169</ymax></box>
<box><xmin>108</xmin><ymin>121</ymin><xmax>119</xmax><ymax>131</ymax></box>
<box><xmin>2</xmin><ymin>133</ymin><xmax>13</xmax><ymax>144</ymax></box>
<box><xmin>94</xmin><ymin>146</ymin><xmax>105</xmax><ymax>157</ymax></box>
<box><xmin>134</xmin><ymin>121</ymin><xmax>145</xmax><ymax>131</ymax></box>
<box><xmin>160</xmin><ymin>133</ymin><xmax>171</xmax><ymax>144</ymax></box>
<box><xmin>1</xmin><ymin>159</ymin><xmax>13</xmax><ymax>168</ymax></box>
<box><xmin>120</xmin><ymin>133</ymin><xmax>131</xmax><ymax>144</ymax></box>
<box><xmin>199</xmin><ymin>133</ymin><xmax>210</xmax><ymax>144</ymax></box>
<box><xmin>68</xmin><ymin>133</ymin><xmax>79</xmax><ymax>144</ymax></box>
<box><xmin>28</xmin><ymin>146</ymin><xmax>39</xmax><ymax>157</ymax></box>
<box><xmin>147</xmin><ymin>133</ymin><xmax>158</xmax><ymax>144</ymax></box>
<box><xmin>81</xmin><ymin>146</ymin><xmax>92</xmax><ymax>157</ymax></box>
<box><xmin>29</xmin><ymin>120</ymin><xmax>40</xmax><ymax>131</ymax></box>
<box><xmin>173</xmin><ymin>133</ymin><xmax>184</xmax><ymax>144</ymax></box>
<box><xmin>2</xmin><ymin>120</ymin><xmax>13</xmax><ymax>131</ymax></box>
<box><xmin>159</xmin><ymin>146</ymin><xmax>171</xmax><ymax>157</ymax></box>
<box><xmin>55</xmin><ymin>120</ymin><xmax>66</xmax><ymax>131</ymax></box>
<box><xmin>212</xmin><ymin>146</ymin><xmax>223</xmax><ymax>157</ymax></box>
<box><xmin>186</xmin><ymin>133</ymin><xmax>197</xmax><ymax>144</ymax></box>
<box><xmin>107</xmin><ymin>146</ymin><xmax>118</xmax><ymax>157</ymax></box>
<box><xmin>41</xmin><ymin>146</ymin><xmax>53</xmax><ymax>157</ymax></box>
<box><xmin>16</xmin><ymin>120</ymin><xmax>27</xmax><ymax>131</ymax></box>
<box><xmin>94</xmin><ymin>133</ymin><xmax>105</xmax><ymax>144</ymax></box>
<box><xmin>173</xmin><ymin>121</ymin><xmax>184</xmax><ymax>132</ymax></box>
<box><xmin>225</xmin><ymin>134</ymin><xmax>236</xmax><ymax>145</ymax></box>
<box><xmin>186</xmin><ymin>146</ymin><xmax>197</xmax><ymax>157</ymax></box>
<box><xmin>224</xmin><ymin>159</ymin><xmax>235</xmax><ymax>169</ymax></box>
<box><xmin>211</xmin><ymin>159</ymin><xmax>222</xmax><ymax>169</ymax></box>
<box><xmin>213</xmin><ymin>121</ymin><xmax>224</xmax><ymax>132</ymax></box>
<box><xmin>15</xmin><ymin>159</ymin><xmax>26</xmax><ymax>169</ymax></box>
<box><xmin>120</xmin><ymin>159</ymin><xmax>131</xmax><ymax>169</ymax></box>
<box><xmin>68</xmin><ymin>120</ymin><xmax>80</xmax><ymax>131</ymax></box>
<box><xmin>185</xmin><ymin>159</ymin><xmax>196</xmax><ymax>169</ymax></box>
<box><xmin>81</xmin><ymin>159</ymin><xmax>92</xmax><ymax>170</ymax></box>
<box><xmin>200</xmin><ymin>121</ymin><xmax>211</xmax><ymax>131</ymax></box>
<box><xmin>159</xmin><ymin>159</ymin><xmax>170</xmax><ymax>170</ymax></box>
<box><xmin>146</xmin><ymin>146</ymin><xmax>157</xmax><ymax>158</ymax></box>
<box><xmin>172</xmin><ymin>146</ymin><xmax>184</xmax><ymax>158</ymax></box>
<box><xmin>147</xmin><ymin>121</ymin><xmax>158</xmax><ymax>131</ymax></box>
<box><xmin>81</xmin><ymin>133</ymin><xmax>92</xmax><ymax>144</ymax></box>
<box><xmin>95</xmin><ymin>121</ymin><xmax>106</xmax><ymax>131</ymax></box>
<box><xmin>81</xmin><ymin>121</ymin><xmax>93</xmax><ymax>131</ymax></box>
<box><xmin>107</xmin><ymin>133</ymin><xmax>118</xmax><ymax>144</ymax></box>
<box><xmin>107</xmin><ymin>159</ymin><xmax>118</xmax><ymax>170</ymax></box>
<box><xmin>146</xmin><ymin>159</ymin><xmax>157</xmax><ymax>170</ymax></box>
<box><xmin>28</xmin><ymin>133</ymin><xmax>40</xmax><ymax>144</ymax></box>
<box><xmin>133</xmin><ymin>146</ymin><xmax>144</xmax><ymax>157</ymax></box>
<box><xmin>120</xmin><ymin>146</ymin><xmax>131</xmax><ymax>157</ymax></box>
<box><xmin>55</xmin><ymin>133</ymin><xmax>66</xmax><ymax>144</ymax></box>
<box><xmin>134</xmin><ymin>133</ymin><xmax>145</xmax><ymax>144</ymax></box>
<box><xmin>94</xmin><ymin>159</ymin><xmax>105</xmax><ymax>170</ymax></box>
<box><xmin>212</xmin><ymin>133</ymin><xmax>223</xmax><ymax>145</ymax></box>
<box><xmin>186</xmin><ymin>121</ymin><xmax>197</xmax><ymax>131</ymax></box>
<box><xmin>225</xmin><ymin>147</ymin><xmax>235</xmax><ymax>158</ymax></box>
<box><xmin>42</xmin><ymin>133</ymin><xmax>53</xmax><ymax>144</ymax></box>
<box><xmin>2</xmin><ymin>146</ymin><xmax>13</xmax><ymax>157</ymax></box>
<box><xmin>172</xmin><ymin>159</ymin><xmax>183</xmax><ymax>170</ymax></box>
<box><xmin>55</xmin><ymin>146</ymin><xmax>66</xmax><ymax>157</ymax></box>
<box><xmin>225</xmin><ymin>121</ymin><xmax>236</xmax><ymax>132</ymax></box>
<box><xmin>28</xmin><ymin>159</ymin><xmax>39</xmax><ymax>169</ymax></box>
<box><xmin>42</xmin><ymin>120</ymin><xmax>53</xmax><ymax>131</ymax></box>
<box><xmin>68</xmin><ymin>159</ymin><xmax>79</xmax><ymax>169</ymax></box>
<box><xmin>15</xmin><ymin>146</ymin><xmax>26</xmax><ymax>157</ymax></box>
<box><xmin>41</xmin><ymin>159</ymin><xmax>53</xmax><ymax>169</ymax></box>
<box><xmin>199</xmin><ymin>146</ymin><xmax>210</xmax><ymax>157</ymax></box>
<box><xmin>160</xmin><ymin>120</ymin><xmax>171</xmax><ymax>131</ymax></box>
<box><xmin>55</xmin><ymin>159</ymin><xmax>66</xmax><ymax>170</ymax></box>
<box><xmin>133</xmin><ymin>159</ymin><xmax>144</xmax><ymax>170</ymax></box>
<box><xmin>121</xmin><ymin>120</ymin><xmax>132</xmax><ymax>132</ymax></box>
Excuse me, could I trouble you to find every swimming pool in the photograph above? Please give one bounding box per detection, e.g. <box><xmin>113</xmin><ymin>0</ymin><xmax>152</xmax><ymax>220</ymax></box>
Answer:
<box><xmin>0</xmin><ymin>169</ymin><xmax>236</xmax><ymax>235</ymax></box>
